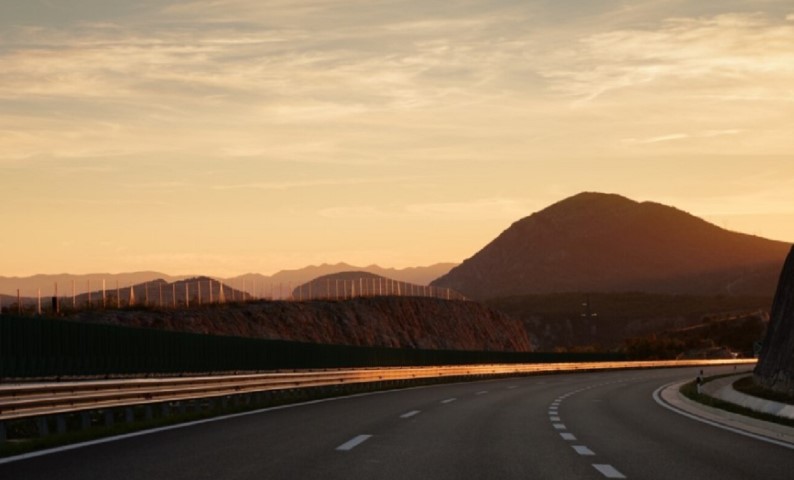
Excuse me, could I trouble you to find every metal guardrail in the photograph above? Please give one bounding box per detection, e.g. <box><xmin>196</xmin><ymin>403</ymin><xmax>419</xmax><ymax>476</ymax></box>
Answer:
<box><xmin>0</xmin><ymin>359</ymin><xmax>756</xmax><ymax>422</ymax></box>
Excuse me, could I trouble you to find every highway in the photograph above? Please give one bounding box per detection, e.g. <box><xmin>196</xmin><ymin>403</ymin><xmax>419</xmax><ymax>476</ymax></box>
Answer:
<box><xmin>2</xmin><ymin>366</ymin><xmax>792</xmax><ymax>479</ymax></box>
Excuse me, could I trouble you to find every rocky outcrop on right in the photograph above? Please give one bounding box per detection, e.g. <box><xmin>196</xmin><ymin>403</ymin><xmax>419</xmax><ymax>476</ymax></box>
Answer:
<box><xmin>754</xmin><ymin>245</ymin><xmax>794</xmax><ymax>395</ymax></box>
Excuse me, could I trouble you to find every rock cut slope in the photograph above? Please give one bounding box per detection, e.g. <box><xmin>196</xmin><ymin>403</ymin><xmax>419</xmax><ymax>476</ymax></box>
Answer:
<box><xmin>71</xmin><ymin>297</ymin><xmax>533</xmax><ymax>352</ymax></box>
<box><xmin>754</xmin><ymin>245</ymin><xmax>794</xmax><ymax>395</ymax></box>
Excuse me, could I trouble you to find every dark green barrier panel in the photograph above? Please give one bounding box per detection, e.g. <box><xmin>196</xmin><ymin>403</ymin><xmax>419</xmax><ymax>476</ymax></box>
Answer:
<box><xmin>0</xmin><ymin>315</ymin><xmax>625</xmax><ymax>378</ymax></box>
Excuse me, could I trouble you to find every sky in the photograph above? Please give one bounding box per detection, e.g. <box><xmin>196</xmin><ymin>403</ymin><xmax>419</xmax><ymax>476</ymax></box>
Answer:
<box><xmin>1</xmin><ymin>0</ymin><xmax>793</xmax><ymax>277</ymax></box>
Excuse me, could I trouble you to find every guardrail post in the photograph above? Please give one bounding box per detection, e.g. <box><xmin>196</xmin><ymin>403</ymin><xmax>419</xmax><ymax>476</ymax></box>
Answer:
<box><xmin>81</xmin><ymin>412</ymin><xmax>91</xmax><ymax>430</ymax></box>
<box><xmin>56</xmin><ymin>414</ymin><xmax>66</xmax><ymax>435</ymax></box>
<box><xmin>161</xmin><ymin>403</ymin><xmax>170</xmax><ymax>417</ymax></box>
<box><xmin>145</xmin><ymin>405</ymin><xmax>153</xmax><ymax>421</ymax></box>
<box><xmin>125</xmin><ymin>408</ymin><xmax>134</xmax><ymax>424</ymax></box>
<box><xmin>0</xmin><ymin>420</ymin><xmax>6</xmax><ymax>443</ymax></box>
<box><xmin>37</xmin><ymin>417</ymin><xmax>49</xmax><ymax>437</ymax></box>
<box><xmin>104</xmin><ymin>410</ymin><xmax>114</xmax><ymax>427</ymax></box>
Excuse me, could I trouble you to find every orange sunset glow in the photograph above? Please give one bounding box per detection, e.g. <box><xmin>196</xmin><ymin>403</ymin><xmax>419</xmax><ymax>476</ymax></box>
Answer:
<box><xmin>1</xmin><ymin>1</ymin><xmax>793</xmax><ymax>277</ymax></box>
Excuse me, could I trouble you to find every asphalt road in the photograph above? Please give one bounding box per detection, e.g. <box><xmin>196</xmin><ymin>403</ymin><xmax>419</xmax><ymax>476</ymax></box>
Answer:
<box><xmin>2</xmin><ymin>366</ymin><xmax>792</xmax><ymax>479</ymax></box>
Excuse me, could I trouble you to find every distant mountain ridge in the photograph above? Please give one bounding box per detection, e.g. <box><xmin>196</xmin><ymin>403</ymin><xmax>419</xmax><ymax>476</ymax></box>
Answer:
<box><xmin>0</xmin><ymin>263</ymin><xmax>457</xmax><ymax>299</ymax></box>
<box><xmin>292</xmin><ymin>271</ymin><xmax>466</xmax><ymax>301</ymax></box>
<box><xmin>432</xmin><ymin>192</ymin><xmax>791</xmax><ymax>299</ymax></box>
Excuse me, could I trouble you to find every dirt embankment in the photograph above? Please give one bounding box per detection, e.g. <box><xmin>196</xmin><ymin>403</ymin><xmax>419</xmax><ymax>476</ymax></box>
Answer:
<box><xmin>71</xmin><ymin>297</ymin><xmax>533</xmax><ymax>352</ymax></box>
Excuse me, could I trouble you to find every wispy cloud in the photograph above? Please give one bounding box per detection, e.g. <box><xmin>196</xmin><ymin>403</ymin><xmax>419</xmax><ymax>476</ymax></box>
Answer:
<box><xmin>319</xmin><ymin>197</ymin><xmax>533</xmax><ymax>219</ymax></box>
<box><xmin>539</xmin><ymin>12</ymin><xmax>794</xmax><ymax>103</ymax></box>
<box><xmin>622</xmin><ymin>129</ymin><xmax>742</xmax><ymax>144</ymax></box>
<box><xmin>212</xmin><ymin>175</ymin><xmax>425</xmax><ymax>191</ymax></box>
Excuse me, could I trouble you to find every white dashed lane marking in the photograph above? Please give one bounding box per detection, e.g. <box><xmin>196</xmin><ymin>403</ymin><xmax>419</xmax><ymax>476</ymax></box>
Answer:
<box><xmin>592</xmin><ymin>464</ymin><xmax>627</xmax><ymax>478</ymax></box>
<box><xmin>548</xmin><ymin>380</ymin><xmax>631</xmax><ymax>478</ymax></box>
<box><xmin>400</xmin><ymin>410</ymin><xmax>420</xmax><ymax>419</ymax></box>
<box><xmin>336</xmin><ymin>434</ymin><xmax>372</xmax><ymax>451</ymax></box>
<box><xmin>441</xmin><ymin>398</ymin><xmax>456</xmax><ymax>404</ymax></box>
<box><xmin>476</xmin><ymin>390</ymin><xmax>488</xmax><ymax>395</ymax></box>
<box><xmin>572</xmin><ymin>445</ymin><xmax>595</xmax><ymax>456</ymax></box>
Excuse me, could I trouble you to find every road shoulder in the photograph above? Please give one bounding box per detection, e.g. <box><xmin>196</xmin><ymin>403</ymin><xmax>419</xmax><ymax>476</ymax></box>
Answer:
<box><xmin>655</xmin><ymin>380</ymin><xmax>794</xmax><ymax>449</ymax></box>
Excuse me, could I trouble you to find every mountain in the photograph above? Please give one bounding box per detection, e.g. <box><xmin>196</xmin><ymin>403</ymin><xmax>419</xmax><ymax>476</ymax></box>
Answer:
<box><xmin>431</xmin><ymin>192</ymin><xmax>791</xmax><ymax>299</ymax></box>
<box><xmin>199</xmin><ymin>262</ymin><xmax>458</xmax><ymax>299</ymax></box>
<box><xmin>1</xmin><ymin>277</ymin><xmax>249</xmax><ymax>312</ymax></box>
<box><xmin>291</xmin><ymin>271</ymin><xmax>466</xmax><ymax>301</ymax></box>
<box><xmin>0</xmin><ymin>263</ymin><xmax>457</xmax><ymax>299</ymax></box>
<box><xmin>0</xmin><ymin>272</ymin><xmax>189</xmax><ymax>298</ymax></box>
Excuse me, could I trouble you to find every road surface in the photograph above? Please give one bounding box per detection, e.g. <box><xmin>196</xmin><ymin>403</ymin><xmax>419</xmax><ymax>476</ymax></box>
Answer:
<box><xmin>2</xmin><ymin>366</ymin><xmax>792</xmax><ymax>479</ymax></box>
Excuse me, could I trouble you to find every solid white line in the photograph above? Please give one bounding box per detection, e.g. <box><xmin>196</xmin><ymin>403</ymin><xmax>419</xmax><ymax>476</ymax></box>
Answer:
<box><xmin>652</xmin><ymin>383</ymin><xmax>794</xmax><ymax>450</ymax></box>
<box><xmin>336</xmin><ymin>434</ymin><xmax>372</xmax><ymax>451</ymax></box>
<box><xmin>507</xmin><ymin>385</ymin><xmax>518</xmax><ymax>389</ymax></box>
<box><xmin>572</xmin><ymin>445</ymin><xmax>595</xmax><ymax>456</ymax></box>
<box><xmin>553</xmin><ymin>423</ymin><xmax>567</xmax><ymax>430</ymax></box>
<box><xmin>0</xmin><ymin>380</ymin><xmax>455</xmax><ymax>466</ymax></box>
<box><xmin>476</xmin><ymin>390</ymin><xmax>488</xmax><ymax>395</ymax></box>
<box><xmin>441</xmin><ymin>398</ymin><xmax>457</xmax><ymax>404</ymax></box>
<box><xmin>560</xmin><ymin>432</ymin><xmax>577</xmax><ymax>441</ymax></box>
<box><xmin>400</xmin><ymin>410</ymin><xmax>421</xmax><ymax>419</ymax></box>
<box><xmin>592</xmin><ymin>464</ymin><xmax>626</xmax><ymax>478</ymax></box>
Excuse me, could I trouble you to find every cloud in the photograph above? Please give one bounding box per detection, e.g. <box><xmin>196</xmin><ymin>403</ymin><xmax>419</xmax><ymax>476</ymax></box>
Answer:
<box><xmin>539</xmin><ymin>12</ymin><xmax>794</xmax><ymax>103</ymax></box>
<box><xmin>211</xmin><ymin>175</ymin><xmax>422</xmax><ymax>191</ymax></box>
<box><xmin>318</xmin><ymin>197</ymin><xmax>534</xmax><ymax>219</ymax></box>
<box><xmin>622</xmin><ymin>129</ymin><xmax>742</xmax><ymax>144</ymax></box>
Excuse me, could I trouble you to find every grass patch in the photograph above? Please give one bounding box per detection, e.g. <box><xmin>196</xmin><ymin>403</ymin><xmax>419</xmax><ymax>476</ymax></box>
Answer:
<box><xmin>680</xmin><ymin>380</ymin><xmax>794</xmax><ymax>428</ymax></box>
<box><xmin>733</xmin><ymin>376</ymin><xmax>794</xmax><ymax>405</ymax></box>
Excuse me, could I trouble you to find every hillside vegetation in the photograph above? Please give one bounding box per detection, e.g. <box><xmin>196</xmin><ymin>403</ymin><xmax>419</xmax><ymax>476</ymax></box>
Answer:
<box><xmin>433</xmin><ymin>192</ymin><xmax>789</xmax><ymax>299</ymax></box>
<box><xmin>69</xmin><ymin>297</ymin><xmax>533</xmax><ymax>352</ymax></box>
<box><xmin>488</xmin><ymin>292</ymin><xmax>771</xmax><ymax>352</ymax></box>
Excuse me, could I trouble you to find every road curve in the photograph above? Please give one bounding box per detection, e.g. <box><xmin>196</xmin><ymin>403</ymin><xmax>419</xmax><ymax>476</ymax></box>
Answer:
<box><xmin>2</xmin><ymin>366</ymin><xmax>792</xmax><ymax>479</ymax></box>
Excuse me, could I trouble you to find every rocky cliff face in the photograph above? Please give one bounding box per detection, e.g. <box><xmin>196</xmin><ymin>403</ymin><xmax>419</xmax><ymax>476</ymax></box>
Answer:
<box><xmin>71</xmin><ymin>297</ymin><xmax>532</xmax><ymax>352</ymax></box>
<box><xmin>754</xmin><ymin>245</ymin><xmax>794</xmax><ymax>395</ymax></box>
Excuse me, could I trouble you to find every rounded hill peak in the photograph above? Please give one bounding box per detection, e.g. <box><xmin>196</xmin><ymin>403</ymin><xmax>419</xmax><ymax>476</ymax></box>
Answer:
<box><xmin>432</xmin><ymin>193</ymin><xmax>791</xmax><ymax>299</ymax></box>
